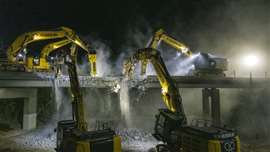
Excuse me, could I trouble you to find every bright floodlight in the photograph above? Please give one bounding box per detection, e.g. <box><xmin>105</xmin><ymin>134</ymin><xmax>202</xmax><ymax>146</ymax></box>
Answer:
<box><xmin>243</xmin><ymin>54</ymin><xmax>259</xmax><ymax>67</ymax></box>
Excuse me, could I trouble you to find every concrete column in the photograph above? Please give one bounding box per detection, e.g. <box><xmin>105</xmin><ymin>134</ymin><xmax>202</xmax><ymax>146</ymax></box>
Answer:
<box><xmin>210</xmin><ymin>88</ymin><xmax>221</xmax><ymax>126</ymax></box>
<box><xmin>202</xmin><ymin>88</ymin><xmax>210</xmax><ymax>119</ymax></box>
<box><xmin>23</xmin><ymin>89</ymin><xmax>37</xmax><ymax>130</ymax></box>
<box><xmin>0</xmin><ymin>88</ymin><xmax>37</xmax><ymax>130</ymax></box>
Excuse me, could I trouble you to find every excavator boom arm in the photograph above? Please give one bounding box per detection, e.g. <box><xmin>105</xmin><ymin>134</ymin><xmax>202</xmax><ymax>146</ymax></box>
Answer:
<box><xmin>148</xmin><ymin>29</ymin><xmax>192</xmax><ymax>56</ymax></box>
<box><xmin>7</xmin><ymin>27</ymin><xmax>91</xmax><ymax>131</ymax></box>
<box><xmin>7</xmin><ymin>26</ymin><xmax>97</xmax><ymax>76</ymax></box>
<box><xmin>65</xmin><ymin>44</ymin><xmax>88</xmax><ymax>131</ymax></box>
<box><xmin>40</xmin><ymin>39</ymin><xmax>96</xmax><ymax>76</ymax></box>
<box><xmin>40</xmin><ymin>39</ymin><xmax>72</xmax><ymax>58</ymax></box>
<box><xmin>7</xmin><ymin>27</ymin><xmax>89</xmax><ymax>62</ymax></box>
<box><xmin>141</xmin><ymin>29</ymin><xmax>192</xmax><ymax>75</ymax></box>
<box><xmin>8</xmin><ymin>31</ymin><xmax>65</xmax><ymax>62</ymax></box>
<box><xmin>124</xmin><ymin>48</ymin><xmax>185</xmax><ymax>115</ymax></box>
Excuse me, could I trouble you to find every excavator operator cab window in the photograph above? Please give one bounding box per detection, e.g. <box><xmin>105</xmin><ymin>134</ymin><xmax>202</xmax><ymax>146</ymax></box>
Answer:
<box><xmin>154</xmin><ymin>109</ymin><xmax>185</xmax><ymax>145</ymax></box>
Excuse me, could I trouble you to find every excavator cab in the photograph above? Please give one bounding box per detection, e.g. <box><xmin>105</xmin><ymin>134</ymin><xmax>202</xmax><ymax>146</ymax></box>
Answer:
<box><xmin>153</xmin><ymin>109</ymin><xmax>186</xmax><ymax>152</ymax></box>
<box><xmin>153</xmin><ymin>109</ymin><xmax>240</xmax><ymax>152</ymax></box>
<box><xmin>192</xmin><ymin>52</ymin><xmax>228</xmax><ymax>77</ymax></box>
<box><xmin>55</xmin><ymin>120</ymin><xmax>121</xmax><ymax>152</ymax></box>
<box><xmin>55</xmin><ymin>120</ymin><xmax>76</xmax><ymax>152</ymax></box>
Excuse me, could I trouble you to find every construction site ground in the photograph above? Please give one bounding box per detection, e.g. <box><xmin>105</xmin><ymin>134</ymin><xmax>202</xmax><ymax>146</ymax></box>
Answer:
<box><xmin>0</xmin><ymin>128</ymin><xmax>269</xmax><ymax>152</ymax></box>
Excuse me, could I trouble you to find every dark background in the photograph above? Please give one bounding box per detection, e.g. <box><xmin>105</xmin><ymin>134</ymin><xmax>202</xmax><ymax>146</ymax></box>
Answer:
<box><xmin>0</xmin><ymin>0</ymin><xmax>269</xmax><ymax>54</ymax></box>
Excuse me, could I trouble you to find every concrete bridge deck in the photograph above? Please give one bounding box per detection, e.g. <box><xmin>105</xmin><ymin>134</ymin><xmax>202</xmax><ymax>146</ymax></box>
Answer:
<box><xmin>0</xmin><ymin>71</ymin><xmax>269</xmax><ymax>130</ymax></box>
<box><xmin>0</xmin><ymin>72</ymin><xmax>269</xmax><ymax>88</ymax></box>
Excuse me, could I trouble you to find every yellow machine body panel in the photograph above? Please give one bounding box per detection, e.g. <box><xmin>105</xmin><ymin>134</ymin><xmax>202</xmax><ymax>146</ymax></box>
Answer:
<box><xmin>181</xmin><ymin>132</ymin><xmax>240</xmax><ymax>152</ymax></box>
<box><xmin>181</xmin><ymin>125</ymin><xmax>240</xmax><ymax>152</ymax></box>
<box><xmin>113</xmin><ymin>136</ymin><xmax>122</xmax><ymax>152</ymax></box>
<box><xmin>26</xmin><ymin>57</ymin><xmax>50</xmax><ymax>71</ymax></box>
<box><xmin>208</xmin><ymin>140</ymin><xmax>221</xmax><ymax>152</ymax></box>
<box><xmin>235</xmin><ymin>136</ymin><xmax>241</xmax><ymax>152</ymax></box>
<box><xmin>76</xmin><ymin>141</ymin><xmax>90</xmax><ymax>152</ymax></box>
<box><xmin>208</xmin><ymin>136</ymin><xmax>240</xmax><ymax>152</ymax></box>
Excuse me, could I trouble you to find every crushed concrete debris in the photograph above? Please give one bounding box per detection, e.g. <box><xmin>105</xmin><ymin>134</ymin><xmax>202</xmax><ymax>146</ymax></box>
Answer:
<box><xmin>117</xmin><ymin>128</ymin><xmax>159</xmax><ymax>152</ymax></box>
<box><xmin>0</xmin><ymin>128</ymin><xmax>159</xmax><ymax>152</ymax></box>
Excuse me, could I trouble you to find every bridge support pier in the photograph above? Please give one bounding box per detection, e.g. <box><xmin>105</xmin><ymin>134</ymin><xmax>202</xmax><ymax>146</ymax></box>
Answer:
<box><xmin>0</xmin><ymin>88</ymin><xmax>37</xmax><ymax>130</ymax></box>
<box><xmin>202</xmin><ymin>88</ymin><xmax>221</xmax><ymax>126</ymax></box>
<box><xmin>202</xmin><ymin>88</ymin><xmax>210</xmax><ymax>118</ymax></box>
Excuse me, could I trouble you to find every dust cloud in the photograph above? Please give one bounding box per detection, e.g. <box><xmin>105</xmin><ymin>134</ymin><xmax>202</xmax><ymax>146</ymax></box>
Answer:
<box><xmin>119</xmin><ymin>79</ymin><xmax>132</xmax><ymax>128</ymax></box>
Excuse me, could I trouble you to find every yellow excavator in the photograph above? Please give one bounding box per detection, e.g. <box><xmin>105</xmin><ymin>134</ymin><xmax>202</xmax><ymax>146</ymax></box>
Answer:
<box><xmin>141</xmin><ymin>29</ymin><xmax>228</xmax><ymax>77</ymax></box>
<box><xmin>7</xmin><ymin>27</ymin><xmax>121</xmax><ymax>152</ymax></box>
<box><xmin>148</xmin><ymin>29</ymin><xmax>192</xmax><ymax>54</ymax></box>
<box><xmin>7</xmin><ymin>26</ymin><xmax>97</xmax><ymax>76</ymax></box>
<box><xmin>123</xmin><ymin>48</ymin><xmax>240</xmax><ymax>152</ymax></box>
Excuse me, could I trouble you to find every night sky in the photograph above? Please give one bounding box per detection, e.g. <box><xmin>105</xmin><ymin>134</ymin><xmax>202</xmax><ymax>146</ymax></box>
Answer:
<box><xmin>0</xmin><ymin>0</ymin><xmax>269</xmax><ymax>58</ymax></box>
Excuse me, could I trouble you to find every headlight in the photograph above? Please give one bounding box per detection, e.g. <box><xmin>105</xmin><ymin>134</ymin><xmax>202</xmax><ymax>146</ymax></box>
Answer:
<box><xmin>33</xmin><ymin>58</ymin><xmax>40</xmax><ymax>65</ymax></box>
<box><xmin>16</xmin><ymin>53</ymin><xmax>24</xmax><ymax>62</ymax></box>
<box><xmin>210</xmin><ymin>61</ymin><xmax>216</xmax><ymax>67</ymax></box>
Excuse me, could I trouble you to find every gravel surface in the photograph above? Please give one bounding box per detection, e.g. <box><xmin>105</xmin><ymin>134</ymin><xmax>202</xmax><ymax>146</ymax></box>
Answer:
<box><xmin>0</xmin><ymin>128</ymin><xmax>159</xmax><ymax>152</ymax></box>
<box><xmin>3</xmin><ymin>128</ymin><xmax>270</xmax><ymax>152</ymax></box>
<box><xmin>117</xmin><ymin>128</ymin><xmax>159</xmax><ymax>152</ymax></box>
